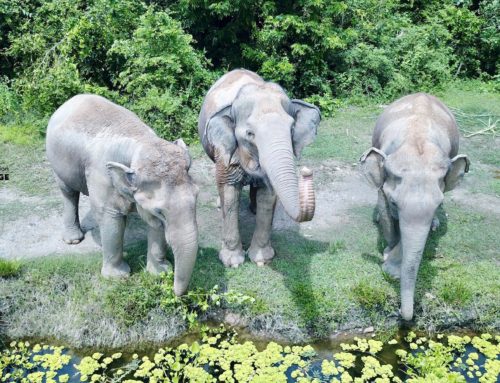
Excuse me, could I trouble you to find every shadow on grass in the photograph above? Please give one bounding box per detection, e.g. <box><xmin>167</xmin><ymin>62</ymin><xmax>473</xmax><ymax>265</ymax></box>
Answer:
<box><xmin>363</xmin><ymin>204</ymin><xmax>450</xmax><ymax>324</ymax></box>
<box><xmin>270</xmin><ymin>231</ymin><xmax>329</xmax><ymax>336</ymax></box>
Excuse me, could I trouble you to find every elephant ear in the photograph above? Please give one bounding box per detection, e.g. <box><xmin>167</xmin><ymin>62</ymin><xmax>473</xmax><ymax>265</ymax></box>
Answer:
<box><xmin>359</xmin><ymin>147</ymin><xmax>387</xmax><ymax>188</ymax></box>
<box><xmin>291</xmin><ymin>100</ymin><xmax>321</xmax><ymax>158</ymax></box>
<box><xmin>205</xmin><ymin>105</ymin><xmax>237</xmax><ymax>167</ymax></box>
<box><xmin>106</xmin><ymin>162</ymin><xmax>137</xmax><ymax>201</ymax></box>
<box><xmin>444</xmin><ymin>154</ymin><xmax>470</xmax><ymax>192</ymax></box>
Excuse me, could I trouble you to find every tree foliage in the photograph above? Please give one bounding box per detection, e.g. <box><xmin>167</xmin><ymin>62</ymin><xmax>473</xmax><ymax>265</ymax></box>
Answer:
<box><xmin>0</xmin><ymin>0</ymin><xmax>498</xmax><ymax>142</ymax></box>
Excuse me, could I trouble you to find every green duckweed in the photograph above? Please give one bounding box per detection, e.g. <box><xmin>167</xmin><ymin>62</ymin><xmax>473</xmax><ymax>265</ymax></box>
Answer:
<box><xmin>1</xmin><ymin>329</ymin><xmax>498</xmax><ymax>382</ymax></box>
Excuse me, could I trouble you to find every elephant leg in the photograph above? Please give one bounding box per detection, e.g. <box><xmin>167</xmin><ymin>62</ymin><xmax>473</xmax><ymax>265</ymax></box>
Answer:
<box><xmin>99</xmin><ymin>212</ymin><xmax>130</xmax><ymax>278</ymax></box>
<box><xmin>55</xmin><ymin>174</ymin><xmax>84</xmax><ymax>244</ymax></box>
<box><xmin>431</xmin><ymin>215</ymin><xmax>440</xmax><ymax>231</ymax></box>
<box><xmin>248</xmin><ymin>186</ymin><xmax>277</xmax><ymax>266</ymax></box>
<box><xmin>219</xmin><ymin>183</ymin><xmax>245</xmax><ymax>268</ymax></box>
<box><xmin>146</xmin><ymin>225</ymin><xmax>171</xmax><ymax>275</ymax></box>
<box><xmin>249</xmin><ymin>184</ymin><xmax>257</xmax><ymax>214</ymax></box>
<box><xmin>378</xmin><ymin>190</ymin><xmax>399</xmax><ymax>253</ymax></box>
<box><xmin>382</xmin><ymin>241</ymin><xmax>402</xmax><ymax>279</ymax></box>
<box><xmin>378</xmin><ymin>190</ymin><xmax>402</xmax><ymax>278</ymax></box>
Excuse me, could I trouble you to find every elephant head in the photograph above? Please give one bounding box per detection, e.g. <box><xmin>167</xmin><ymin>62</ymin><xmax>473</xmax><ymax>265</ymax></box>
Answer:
<box><xmin>360</xmin><ymin>146</ymin><xmax>469</xmax><ymax>320</ymax></box>
<box><xmin>205</xmin><ymin>83</ymin><xmax>321</xmax><ymax>222</ymax></box>
<box><xmin>107</xmin><ymin>139</ymin><xmax>199</xmax><ymax>295</ymax></box>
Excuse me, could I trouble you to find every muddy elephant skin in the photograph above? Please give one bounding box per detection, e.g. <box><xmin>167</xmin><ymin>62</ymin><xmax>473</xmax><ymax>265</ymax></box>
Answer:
<box><xmin>198</xmin><ymin>69</ymin><xmax>321</xmax><ymax>268</ymax></box>
<box><xmin>360</xmin><ymin>93</ymin><xmax>470</xmax><ymax>320</ymax></box>
<box><xmin>46</xmin><ymin>94</ymin><xmax>199</xmax><ymax>295</ymax></box>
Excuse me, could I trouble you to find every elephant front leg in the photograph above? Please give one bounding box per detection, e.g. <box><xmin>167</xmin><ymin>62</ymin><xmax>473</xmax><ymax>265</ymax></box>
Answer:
<box><xmin>248</xmin><ymin>186</ymin><xmax>277</xmax><ymax>266</ymax></box>
<box><xmin>100</xmin><ymin>212</ymin><xmax>130</xmax><ymax>278</ymax></box>
<box><xmin>378</xmin><ymin>190</ymin><xmax>402</xmax><ymax>278</ymax></box>
<box><xmin>146</xmin><ymin>225</ymin><xmax>172</xmax><ymax>274</ymax></box>
<box><xmin>377</xmin><ymin>190</ymin><xmax>399</xmax><ymax>252</ymax></box>
<box><xmin>219</xmin><ymin>184</ymin><xmax>245</xmax><ymax>268</ymax></box>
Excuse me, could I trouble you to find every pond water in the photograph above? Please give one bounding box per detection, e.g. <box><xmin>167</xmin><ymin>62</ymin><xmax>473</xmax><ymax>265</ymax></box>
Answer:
<box><xmin>2</xmin><ymin>326</ymin><xmax>498</xmax><ymax>382</ymax></box>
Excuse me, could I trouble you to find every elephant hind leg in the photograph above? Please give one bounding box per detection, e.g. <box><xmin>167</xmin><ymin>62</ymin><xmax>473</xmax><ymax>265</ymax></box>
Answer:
<box><xmin>249</xmin><ymin>184</ymin><xmax>257</xmax><ymax>214</ymax></box>
<box><xmin>382</xmin><ymin>242</ymin><xmax>402</xmax><ymax>279</ymax></box>
<box><xmin>55</xmin><ymin>173</ymin><xmax>84</xmax><ymax>244</ymax></box>
<box><xmin>431</xmin><ymin>215</ymin><xmax>440</xmax><ymax>231</ymax></box>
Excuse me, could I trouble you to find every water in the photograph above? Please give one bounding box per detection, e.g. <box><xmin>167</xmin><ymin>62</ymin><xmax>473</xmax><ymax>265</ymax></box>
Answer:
<box><xmin>2</xmin><ymin>326</ymin><xmax>498</xmax><ymax>382</ymax></box>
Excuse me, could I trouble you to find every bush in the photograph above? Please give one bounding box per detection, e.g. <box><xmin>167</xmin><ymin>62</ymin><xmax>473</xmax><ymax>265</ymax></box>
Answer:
<box><xmin>110</xmin><ymin>8</ymin><xmax>215</xmax><ymax>142</ymax></box>
<box><xmin>0</xmin><ymin>0</ymin><xmax>497</xmax><ymax>144</ymax></box>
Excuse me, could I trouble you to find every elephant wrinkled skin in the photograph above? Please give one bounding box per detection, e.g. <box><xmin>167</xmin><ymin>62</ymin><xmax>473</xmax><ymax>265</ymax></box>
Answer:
<box><xmin>360</xmin><ymin>93</ymin><xmax>470</xmax><ymax>320</ymax></box>
<box><xmin>46</xmin><ymin>94</ymin><xmax>199</xmax><ymax>295</ymax></box>
<box><xmin>198</xmin><ymin>69</ymin><xmax>321</xmax><ymax>268</ymax></box>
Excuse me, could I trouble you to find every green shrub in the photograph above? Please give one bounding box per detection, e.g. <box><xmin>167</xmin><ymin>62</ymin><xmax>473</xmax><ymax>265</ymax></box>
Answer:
<box><xmin>104</xmin><ymin>272</ymin><xmax>254</xmax><ymax>328</ymax></box>
<box><xmin>109</xmin><ymin>8</ymin><xmax>215</xmax><ymax>142</ymax></box>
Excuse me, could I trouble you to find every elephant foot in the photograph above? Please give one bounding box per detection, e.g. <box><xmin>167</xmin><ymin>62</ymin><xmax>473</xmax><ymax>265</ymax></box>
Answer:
<box><xmin>431</xmin><ymin>216</ymin><xmax>440</xmax><ymax>231</ymax></box>
<box><xmin>219</xmin><ymin>247</ymin><xmax>245</xmax><ymax>268</ymax></box>
<box><xmin>63</xmin><ymin>226</ymin><xmax>84</xmax><ymax>244</ymax></box>
<box><xmin>248</xmin><ymin>244</ymin><xmax>275</xmax><ymax>266</ymax></box>
<box><xmin>101</xmin><ymin>261</ymin><xmax>131</xmax><ymax>278</ymax></box>
<box><xmin>146</xmin><ymin>259</ymin><xmax>172</xmax><ymax>275</ymax></box>
<box><xmin>382</xmin><ymin>259</ymin><xmax>401</xmax><ymax>279</ymax></box>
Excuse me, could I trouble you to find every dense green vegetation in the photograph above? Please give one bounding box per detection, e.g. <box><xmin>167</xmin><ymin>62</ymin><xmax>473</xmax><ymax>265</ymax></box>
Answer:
<box><xmin>1</xmin><ymin>331</ymin><xmax>499</xmax><ymax>382</ymax></box>
<box><xmin>0</xmin><ymin>0</ymin><xmax>498</xmax><ymax>143</ymax></box>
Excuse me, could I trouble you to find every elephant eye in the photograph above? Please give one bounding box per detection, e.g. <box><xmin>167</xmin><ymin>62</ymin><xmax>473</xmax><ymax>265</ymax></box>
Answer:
<box><xmin>246</xmin><ymin>130</ymin><xmax>255</xmax><ymax>139</ymax></box>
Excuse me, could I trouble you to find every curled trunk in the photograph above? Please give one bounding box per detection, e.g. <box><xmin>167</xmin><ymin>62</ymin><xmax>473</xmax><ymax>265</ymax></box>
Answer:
<box><xmin>258</xmin><ymin>134</ymin><xmax>315</xmax><ymax>222</ymax></box>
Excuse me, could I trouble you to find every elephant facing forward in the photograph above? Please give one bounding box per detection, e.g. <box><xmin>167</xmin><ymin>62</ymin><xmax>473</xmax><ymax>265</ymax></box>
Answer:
<box><xmin>199</xmin><ymin>69</ymin><xmax>321</xmax><ymax>267</ymax></box>
<box><xmin>360</xmin><ymin>93</ymin><xmax>470</xmax><ymax>320</ymax></box>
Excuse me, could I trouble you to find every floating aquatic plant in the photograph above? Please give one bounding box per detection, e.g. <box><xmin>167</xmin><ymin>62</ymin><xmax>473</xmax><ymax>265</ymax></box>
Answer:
<box><xmin>1</xmin><ymin>330</ymin><xmax>499</xmax><ymax>382</ymax></box>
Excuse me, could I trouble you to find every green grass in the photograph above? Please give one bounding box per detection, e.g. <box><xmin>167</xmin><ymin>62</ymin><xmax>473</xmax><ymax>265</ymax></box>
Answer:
<box><xmin>438</xmin><ymin>279</ymin><xmax>473</xmax><ymax>306</ymax></box>
<box><xmin>0</xmin><ymin>142</ymin><xmax>53</xmax><ymax>196</ymax></box>
<box><xmin>351</xmin><ymin>279</ymin><xmax>394</xmax><ymax>312</ymax></box>
<box><xmin>0</xmin><ymin>259</ymin><xmax>21</xmax><ymax>278</ymax></box>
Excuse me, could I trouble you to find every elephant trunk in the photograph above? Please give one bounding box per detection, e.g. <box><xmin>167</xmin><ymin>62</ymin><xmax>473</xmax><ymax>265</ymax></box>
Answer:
<box><xmin>399</xmin><ymin>218</ymin><xmax>431</xmax><ymax>321</ymax></box>
<box><xmin>258</xmin><ymin>132</ymin><xmax>315</xmax><ymax>222</ymax></box>
<box><xmin>167</xmin><ymin>224</ymin><xmax>198</xmax><ymax>296</ymax></box>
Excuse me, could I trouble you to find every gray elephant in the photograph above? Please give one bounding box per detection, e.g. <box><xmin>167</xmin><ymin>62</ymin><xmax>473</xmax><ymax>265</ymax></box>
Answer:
<box><xmin>46</xmin><ymin>94</ymin><xmax>199</xmax><ymax>295</ymax></box>
<box><xmin>360</xmin><ymin>93</ymin><xmax>470</xmax><ymax>320</ymax></box>
<box><xmin>198</xmin><ymin>69</ymin><xmax>321</xmax><ymax>267</ymax></box>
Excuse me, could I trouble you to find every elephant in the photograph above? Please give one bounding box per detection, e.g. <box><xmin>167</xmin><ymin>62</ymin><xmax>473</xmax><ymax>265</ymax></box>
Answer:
<box><xmin>46</xmin><ymin>94</ymin><xmax>199</xmax><ymax>295</ymax></box>
<box><xmin>198</xmin><ymin>69</ymin><xmax>321</xmax><ymax>268</ymax></box>
<box><xmin>360</xmin><ymin>93</ymin><xmax>470</xmax><ymax>320</ymax></box>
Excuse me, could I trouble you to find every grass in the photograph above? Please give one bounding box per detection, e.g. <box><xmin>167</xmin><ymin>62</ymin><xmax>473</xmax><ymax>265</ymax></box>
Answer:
<box><xmin>438</xmin><ymin>279</ymin><xmax>473</xmax><ymax>306</ymax></box>
<box><xmin>351</xmin><ymin>280</ymin><xmax>393</xmax><ymax>312</ymax></box>
<box><xmin>0</xmin><ymin>81</ymin><xmax>499</xmax><ymax>346</ymax></box>
<box><xmin>0</xmin><ymin>259</ymin><xmax>21</xmax><ymax>278</ymax></box>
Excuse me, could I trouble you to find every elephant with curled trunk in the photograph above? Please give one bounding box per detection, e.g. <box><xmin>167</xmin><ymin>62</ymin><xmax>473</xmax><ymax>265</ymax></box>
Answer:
<box><xmin>199</xmin><ymin>69</ymin><xmax>321</xmax><ymax>267</ymax></box>
<box><xmin>360</xmin><ymin>93</ymin><xmax>470</xmax><ymax>320</ymax></box>
<box><xmin>46</xmin><ymin>94</ymin><xmax>199</xmax><ymax>296</ymax></box>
